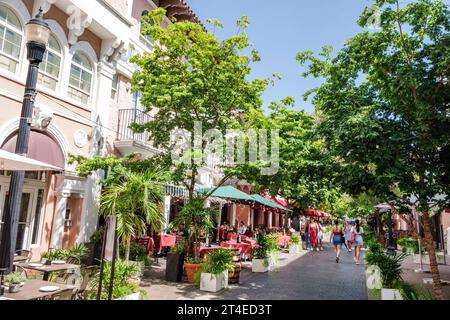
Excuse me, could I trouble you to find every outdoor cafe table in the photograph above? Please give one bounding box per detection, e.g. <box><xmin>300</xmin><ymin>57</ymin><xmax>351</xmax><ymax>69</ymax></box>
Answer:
<box><xmin>227</xmin><ymin>234</ymin><xmax>249</xmax><ymax>241</ymax></box>
<box><xmin>16</xmin><ymin>262</ymin><xmax>80</xmax><ymax>281</ymax></box>
<box><xmin>220</xmin><ymin>241</ymin><xmax>252</xmax><ymax>256</ymax></box>
<box><xmin>2</xmin><ymin>279</ymin><xmax>71</xmax><ymax>300</ymax></box>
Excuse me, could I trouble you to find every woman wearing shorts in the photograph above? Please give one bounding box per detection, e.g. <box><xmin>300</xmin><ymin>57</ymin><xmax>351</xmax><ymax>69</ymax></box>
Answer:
<box><xmin>351</xmin><ymin>219</ymin><xmax>364</xmax><ymax>265</ymax></box>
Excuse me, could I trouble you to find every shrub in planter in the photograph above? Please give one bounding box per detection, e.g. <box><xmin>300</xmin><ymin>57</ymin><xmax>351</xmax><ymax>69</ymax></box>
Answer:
<box><xmin>184</xmin><ymin>257</ymin><xmax>203</xmax><ymax>283</ymax></box>
<box><xmin>252</xmin><ymin>234</ymin><xmax>278</xmax><ymax>272</ymax></box>
<box><xmin>397</xmin><ymin>237</ymin><xmax>419</xmax><ymax>255</ymax></box>
<box><xmin>289</xmin><ymin>235</ymin><xmax>301</xmax><ymax>254</ymax></box>
<box><xmin>4</xmin><ymin>272</ymin><xmax>26</xmax><ymax>293</ymax></box>
<box><xmin>199</xmin><ymin>248</ymin><xmax>233</xmax><ymax>292</ymax></box>
<box><xmin>87</xmin><ymin>259</ymin><xmax>147</xmax><ymax>300</ymax></box>
<box><xmin>165</xmin><ymin>242</ymin><xmax>187</xmax><ymax>282</ymax></box>
<box><xmin>41</xmin><ymin>249</ymin><xmax>68</xmax><ymax>264</ymax></box>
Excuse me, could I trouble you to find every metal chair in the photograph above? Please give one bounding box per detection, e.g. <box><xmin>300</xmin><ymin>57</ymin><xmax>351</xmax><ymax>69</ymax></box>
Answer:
<box><xmin>14</xmin><ymin>249</ymin><xmax>32</xmax><ymax>263</ymax></box>
<box><xmin>48</xmin><ymin>288</ymin><xmax>78</xmax><ymax>300</ymax></box>
<box><xmin>13</xmin><ymin>265</ymin><xmax>28</xmax><ymax>278</ymax></box>
<box><xmin>76</xmin><ymin>266</ymin><xmax>98</xmax><ymax>300</ymax></box>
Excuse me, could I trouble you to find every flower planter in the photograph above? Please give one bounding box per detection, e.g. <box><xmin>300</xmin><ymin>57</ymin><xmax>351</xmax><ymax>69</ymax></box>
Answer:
<box><xmin>413</xmin><ymin>253</ymin><xmax>445</xmax><ymax>265</ymax></box>
<box><xmin>381</xmin><ymin>288</ymin><xmax>403</xmax><ymax>300</ymax></box>
<box><xmin>165</xmin><ymin>253</ymin><xmax>185</xmax><ymax>282</ymax></box>
<box><xmin>200</xmin><ymin>271</ymin><xmax>228</xmax><ymax>293</ymax></box>
<box><xmin>289</xmin><ymin>245</ymin><xmax>301</xmax><ymax>254</ymax></box>
<box><xmin>184</xmin><ymin>263</ymin><xmax>203</xmax><ymax>283</ymax></box>
<box><xmin>8</xmin><ymin>284</ymin><xmax>21</xmax><ymax>294</ymax></box>
<box><xmin>114</xmin><ymin>292</ymin><xmax>141</xmax><ymax>300</ymax></box>
<box><xmin>252</xmin><ymin>259</ymin><xmax>269</xmax><ymax>273</ymax></box>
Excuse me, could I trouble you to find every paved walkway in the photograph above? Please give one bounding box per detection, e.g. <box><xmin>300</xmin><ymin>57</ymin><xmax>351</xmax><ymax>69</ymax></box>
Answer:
<box><xmin>141</xmin><ymin>243</ymin><xmax>368</xmax><ymax>300</ymax></box>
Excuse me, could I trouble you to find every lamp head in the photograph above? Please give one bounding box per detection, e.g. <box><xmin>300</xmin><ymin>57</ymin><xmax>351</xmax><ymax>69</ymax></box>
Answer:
<box><xmin>25</xmin><ymin>8</ymin><xmax>51</xmax><ymax>46</ymax></box>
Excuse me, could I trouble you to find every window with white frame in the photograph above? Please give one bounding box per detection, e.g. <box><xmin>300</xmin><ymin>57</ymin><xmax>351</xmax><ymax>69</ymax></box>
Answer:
<box><xmin>111</xmin><ymin>73</ymin><xmax>118</xmax><ymax>100</ymax></box>
<box><xmin>68</xmin><ymin>51</ymin><xmax>93</xmax><ymax>104</ymax></box>
<box><xmin>37</xmin><ymin>34</ymin><xmax>61</xmax><ymax>90</ymax></box>
<box><xmin>0</xmin><ymin>5</ymin><xmax>22</xmax><ymax>73</ymax></box>
<box><xmin>140</xmin><ymin>10</ymin><xmax>154</xmax><ymax>50</ymax></box>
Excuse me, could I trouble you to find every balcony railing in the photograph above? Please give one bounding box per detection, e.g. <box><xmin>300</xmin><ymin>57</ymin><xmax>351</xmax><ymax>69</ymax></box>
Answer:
<box><xmin>117</xmin><ymin>109</ymin><xmax>154</xmax><ymax>144</ymax></box>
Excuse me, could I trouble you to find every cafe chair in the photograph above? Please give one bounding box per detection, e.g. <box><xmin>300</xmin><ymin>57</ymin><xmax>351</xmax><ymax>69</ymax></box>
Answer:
<box><xmin>77</xmin><ymin>266</ymin><xmax>98</xmax><ymax>300</ymax></box>
<box><xmin>48</xmin><ymin>288</ymin><xmax>78</xmax><ymax>300</ymax></box>
<box><xmin>15</xmin><ymin>249</ymin><xmax>32</xmax><ymax>263</ymax></box>
<box><xmin>13</xmin><ymin>265</ymin><xmax>28</xmax><ymax>278</ymax></box>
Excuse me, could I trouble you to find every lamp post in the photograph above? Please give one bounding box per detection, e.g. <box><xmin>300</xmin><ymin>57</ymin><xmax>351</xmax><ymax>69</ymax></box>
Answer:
<box><xmin>386</xmin><ymin>209</ymin><xmax>396</xmax><ymax>256</ymax></box>
<box><xmin>0</xmin><ymin>9</ymin><xmax>50</xmax><ymax>287</ymax></box>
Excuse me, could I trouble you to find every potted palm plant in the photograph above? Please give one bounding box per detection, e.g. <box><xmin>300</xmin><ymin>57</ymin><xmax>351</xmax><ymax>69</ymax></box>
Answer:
<box><xmin>165</xmin><ymin>241</ymin><xmax>187</xmax><ymax>282</ymax></box>
<box><xmin>252</xmin><ymin>234</ymin><xmax>271</xmax><ymax>273</ymax></box>
<box><xmin>4</xmin><ymin>272</ymin><xmax>26</xmax><ymax>293</ymax></box>
<box><xmin>199</xmin><ymin>248</ymin><xmax>233</xmax><ymax>293</ymax></box>
<box><xmin>169</xmin><ymin>196</ymin><xmax>216</xmax><ymax>283</ymax></box>
<box><xmin>99</xmin><ymin>166</ymin><xmax>166</xmax><ymax>262</ymax></box>
<box><xmin>289</xmin><ymin>235</ymin><xmax>301</xmax><ymax>254</ymax></box>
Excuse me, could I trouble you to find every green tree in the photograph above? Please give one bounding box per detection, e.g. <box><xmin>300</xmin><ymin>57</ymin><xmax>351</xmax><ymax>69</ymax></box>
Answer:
<box><xmin>298</xmin><ymin>0</ymin><xmax>450</xmax><ymax>298</ymax></box>
<box><xmin>130</xmin><ymin>9</ymin><xmax>269</xmax><ymax>200</ymax></box>
<box><xmin>99</xmin><ymin>166</ymin><xmax>167</xmax><ymax>261</ymax></box>
<box><xmin>229</xmin><ymin>97</ymin><xmax>341</xmax><ymax>216</ymax></box>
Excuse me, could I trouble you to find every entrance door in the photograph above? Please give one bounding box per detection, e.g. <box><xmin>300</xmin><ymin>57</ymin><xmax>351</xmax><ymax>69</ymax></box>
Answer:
<box><xmin>1</xmin><ymin>191</ymin><xmax>33</xmax><ymax>250</ymax></box>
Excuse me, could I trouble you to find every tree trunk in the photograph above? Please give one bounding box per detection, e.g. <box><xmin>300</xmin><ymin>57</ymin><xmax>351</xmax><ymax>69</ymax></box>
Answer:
<box><xmin>422</xmin><ymin>210</ymin><xmax>444</xmax><ymax>299</ymax></box>
<box><xmin>125</xmin><ymin>236</ymin><xmax>131</xmax><ymax>262</ymax></box>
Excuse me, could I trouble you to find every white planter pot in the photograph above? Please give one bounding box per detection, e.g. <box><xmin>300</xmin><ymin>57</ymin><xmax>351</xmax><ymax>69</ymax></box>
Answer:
<box><xmin>200</xmin><ymin>271</ymin><xmax>228</xmax><ymax>293</ymax></box>
<box><xmin>289</xmin><ymin>245</ymin><xmax>300</xmax><ymax>254</ymax></box>
<box><xmin>381</xmin><ymin>288</ymin><xmax>403</xmax><ymax>300</ymax></box>
<box><xmin>252</xmin><ymin>259</ymin><xmax>269</xmax><ymax>273</ymax></box>
<box><xmin>114</xmin><ymin>292</ymin><xmax>141</xmax><ymax>300</ymax></box>
<box><xmin>413</xmin><ymin>253</ymin><xmax>445</xmax><ymax>265</ymax></box>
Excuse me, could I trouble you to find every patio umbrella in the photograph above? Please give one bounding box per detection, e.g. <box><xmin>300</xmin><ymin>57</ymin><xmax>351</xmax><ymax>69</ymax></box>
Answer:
<box><xmin>0</xmin><ymin>150</ymin><xmax>63</xmax><ymax>278</ymax></box>
<box><xmin>0</xmin><ymin>149</ymin><xmax>63</xmax><ymax>171</ymax></box>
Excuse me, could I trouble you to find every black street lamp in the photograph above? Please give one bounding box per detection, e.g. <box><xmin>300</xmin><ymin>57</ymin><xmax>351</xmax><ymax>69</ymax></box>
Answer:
<box><xmin>0</xmin><ymin>9</ymin><xmax>50</xmax><ymax>293</ymax></box>
<box><xmin>386</xmin><ymin>209</ymin><xmax>396</xmax><ymax>256</ymax></box>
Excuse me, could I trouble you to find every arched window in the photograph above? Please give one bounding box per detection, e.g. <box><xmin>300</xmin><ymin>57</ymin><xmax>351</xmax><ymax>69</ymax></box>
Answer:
<box><xmin>140</xmin><ymin>10</ymin><xmax>154</xmax><ymax>49</ymax></box>
<box><xmin>0</xmin><ymin>5</ymin><xmax>23</xmax><ymax>73</ymax></box>
<box><xmin>68</xmin><ymin>51</ymin><xmax>93</xmax><ymax>104</ymax></box>
<box><xmin>37</xmin><ymin>34</ymin><xmax>62</xmax><ymax>90</ymax></box>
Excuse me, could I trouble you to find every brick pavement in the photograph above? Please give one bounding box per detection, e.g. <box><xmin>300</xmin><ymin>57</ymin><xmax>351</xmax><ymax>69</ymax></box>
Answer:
<box><xmin>141</xmin><ymin>243</ymin><xmax>368</xmax><ymax>300</ymax></box>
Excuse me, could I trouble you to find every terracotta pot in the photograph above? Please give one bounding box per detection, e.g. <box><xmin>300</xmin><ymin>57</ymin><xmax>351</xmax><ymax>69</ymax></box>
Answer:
<box><xmin>184</xmin><ymin>263</ymin><xmax>203</xmax><ymax>283</ymax></box>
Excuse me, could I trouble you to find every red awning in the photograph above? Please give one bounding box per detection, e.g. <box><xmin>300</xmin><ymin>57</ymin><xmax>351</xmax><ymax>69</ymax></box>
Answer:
<box><xmin>1</xmin><ymin>130</ymin><xmax>65</xmax><ymax>168</ymax></box>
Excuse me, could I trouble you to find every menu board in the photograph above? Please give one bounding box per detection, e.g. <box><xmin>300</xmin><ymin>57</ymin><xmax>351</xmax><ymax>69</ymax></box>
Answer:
<box><xmin>104</xmin><ymin>216</ymin><xmax>117</xmax><ymax>262</ymax></box>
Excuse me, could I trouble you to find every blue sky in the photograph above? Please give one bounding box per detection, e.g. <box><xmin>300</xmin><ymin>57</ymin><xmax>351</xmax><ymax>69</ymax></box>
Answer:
<box><xmin>187</xmin><ymin>0</ymin><xmax>449</xmax><ymax>112</ymax></box>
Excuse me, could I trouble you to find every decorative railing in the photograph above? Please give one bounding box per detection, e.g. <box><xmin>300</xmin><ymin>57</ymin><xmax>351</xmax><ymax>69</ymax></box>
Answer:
<box><xmin>116</xmin><ymin>109</ymin><xmax>153</xmax><ymax>144</ymax></box>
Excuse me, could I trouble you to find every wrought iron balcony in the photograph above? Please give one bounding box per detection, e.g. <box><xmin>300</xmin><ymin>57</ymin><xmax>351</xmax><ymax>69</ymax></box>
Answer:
<box><xmin>116</xmin><ymin>108</ymin><xmax>153</xmax><ymax>144</ymax></box>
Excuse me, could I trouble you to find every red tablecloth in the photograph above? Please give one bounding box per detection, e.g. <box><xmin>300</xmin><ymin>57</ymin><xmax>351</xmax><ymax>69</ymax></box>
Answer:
<box><xmin>243</xmin><ymin>239</ymin><xmax>257</xmax><ymax>247</ymax></box>
<box><xmin>227</xmin><ymin>234</ymin><xmax>249</xmax><ymax>241</ymax></box>
<box><xmin>278</xmin><ymin>235</ymin><xmax>291</xmax><ymax>246</ymax></box>
<box><xmin>160</xmin><ymin>235</ymin><xmax>177</xmax><ymax>248</ymax></box>
<box><xmin>220</xmin><ymin>241</ymin><xmax>252</xmax><ymax>255</ymax></box>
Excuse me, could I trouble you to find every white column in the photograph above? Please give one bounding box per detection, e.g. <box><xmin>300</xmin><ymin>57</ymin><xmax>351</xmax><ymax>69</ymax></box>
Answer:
<box><xmin>232</xmin><ymin>203</ymin><xmax>237</xmax><ymax>229</ymax></box>
<box><xmin>250</xmin><ymin>208</ymin><xmax>254</xmax><ymax>228</ymax></box>
<box><xmin>216</xmin><ymin>203</ymin><xmax>223</xmax><ymax>242</ymax></box>
<box><xmin>93</xmin><ymin>62</ymin><xmax>115</xmax><ymax>153</ymax></box>
<box><xmin>77</xmin><ymin>172</ymin><xmax>101</xmax><ymax>243</ymax></box>
<box><xmin>52</xmin><ymin>191</ymin><xmax>71</xmax><ymax>249</ymax></box>
<box><xmin>447</xmin><ymin>227</ymin><xmax>450</xmax><ymax>256</ymax></box>
<box><xmin>268</xmin><ymin>211</ymin><xmax>273</xmax><ymax>228</ymax></box>
<box><xmin>163</xmin><ymin>195</ymin><xmax>171</xmax><ymax>233</ymax></box>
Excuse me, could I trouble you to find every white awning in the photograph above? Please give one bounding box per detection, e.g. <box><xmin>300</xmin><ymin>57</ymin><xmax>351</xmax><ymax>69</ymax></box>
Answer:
<box><xmin>0</xmin><ymin>149</ymin><xmax>63</xmax><ymax>172</ymax></box>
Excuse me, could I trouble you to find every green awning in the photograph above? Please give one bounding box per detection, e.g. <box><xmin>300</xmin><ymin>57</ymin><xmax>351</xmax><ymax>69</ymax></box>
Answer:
<box><xmin>197</xmin><ymin>186</ymin><xmax>255</xmax><ymax>204</ymax></box>
<box><xmin>250</xmin><ymin>194</ymin><xmax>292</xmax><ymax>212</ymax></box>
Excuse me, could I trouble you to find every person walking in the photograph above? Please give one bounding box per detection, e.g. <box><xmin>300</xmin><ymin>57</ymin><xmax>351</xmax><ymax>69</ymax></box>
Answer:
<box><xmin>351</xmin><ymin>219</ymin><xmax>364</xmax><ymax>265</ymax></box>
<box><xmin>318</xmin><ymin>220</ymin><xmax>325</xmax><ymax>251</ymax></box>
<box><xmin>344</xmin><ymin>221</ymin><xmax>353</xmax><ymax>252</ymax></box>
<box><xmin>303</xmin><ymin>218</ymin><xmax>311</xmax><ymax>251</ymax></box>
<box><xmin>330</xmin><ymin>219</ymin><xmax>344</xmax><ymax>263</ymax></box>
<box><xmin>309</xmin><ymin>218</ymin><xmax>319</xmax><ymax>251</ymax></box>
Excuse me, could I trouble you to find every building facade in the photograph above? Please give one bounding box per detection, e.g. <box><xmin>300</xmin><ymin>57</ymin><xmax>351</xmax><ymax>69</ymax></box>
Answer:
<box><xmin>0</xmin><ymin>0</ymin><xmax>202</xmax><ymax>259</ymax></box>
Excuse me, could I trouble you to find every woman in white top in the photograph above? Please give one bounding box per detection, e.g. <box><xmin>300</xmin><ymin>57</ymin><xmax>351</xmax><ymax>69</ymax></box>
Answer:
<box><xmin>351</xmin><ymin>219</ymin><xmax>364</xmax><ymax>265</ymax></box>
